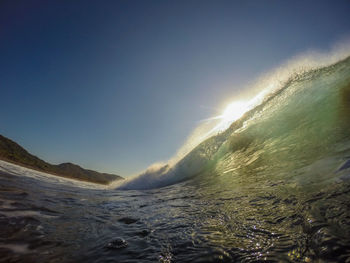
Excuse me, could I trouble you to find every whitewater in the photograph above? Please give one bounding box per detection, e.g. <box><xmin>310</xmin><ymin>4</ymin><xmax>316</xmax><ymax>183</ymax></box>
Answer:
<box><xmin>1</xmin><ymin>48</ymin><xmax>350</xmax><ymax>262</ymax></box>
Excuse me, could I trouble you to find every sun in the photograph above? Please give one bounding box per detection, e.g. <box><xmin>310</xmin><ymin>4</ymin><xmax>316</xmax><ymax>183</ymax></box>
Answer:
<box><xmin>222</xmin><ymin>101</ymin><xmax>248</xmax><ymax>122</ymax></box>
<box><xmin>199</xmin><ymin>99</ymin><xmax>253</xmax><ymax>137</ymax></box>
<box><xmin>215</xmin><ymin>101</ymin><xmax>250</xmax><ymax>131</ymax></box>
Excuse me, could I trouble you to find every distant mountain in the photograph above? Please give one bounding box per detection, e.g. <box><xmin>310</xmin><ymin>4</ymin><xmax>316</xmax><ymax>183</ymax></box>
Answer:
<box><xmin>0</xmin><ymin>134</ymin><xmax>123</xmax><ymax>184</ymax></box>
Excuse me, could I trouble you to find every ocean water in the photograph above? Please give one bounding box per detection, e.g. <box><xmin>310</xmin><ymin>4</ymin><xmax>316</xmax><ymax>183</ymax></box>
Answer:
<box><xmin>1</xmin><ymin>55</ymin><xmax>350</xmax><ymax>262</ymax></box>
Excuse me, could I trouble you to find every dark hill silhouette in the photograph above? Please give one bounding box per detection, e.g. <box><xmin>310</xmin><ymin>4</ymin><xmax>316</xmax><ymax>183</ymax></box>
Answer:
<box><xmin>0</xmin><ymin>134</ymin><xmax>123</xmax><ymax>184</ymax></box>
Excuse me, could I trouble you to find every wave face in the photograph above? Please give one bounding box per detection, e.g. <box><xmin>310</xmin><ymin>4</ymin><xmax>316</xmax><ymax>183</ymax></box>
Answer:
<box><xmin>118</xmin><ymin>55</ymin><xmax>350</xmax><ymax>190</ymax></box>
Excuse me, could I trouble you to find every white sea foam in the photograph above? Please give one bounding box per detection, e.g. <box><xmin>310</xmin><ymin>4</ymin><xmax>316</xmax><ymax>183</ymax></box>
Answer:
<box><xmin>0</xmin><ymin>160</ymin><xmax>106</xmax><ymax>189</ymax></box>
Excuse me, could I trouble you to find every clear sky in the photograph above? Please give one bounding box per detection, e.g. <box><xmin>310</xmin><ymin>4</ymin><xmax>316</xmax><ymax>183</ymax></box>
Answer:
<box><xmin>1</xmin><ymin>0</ymin><xmax>350</xmax><ymax>176</ymax></box>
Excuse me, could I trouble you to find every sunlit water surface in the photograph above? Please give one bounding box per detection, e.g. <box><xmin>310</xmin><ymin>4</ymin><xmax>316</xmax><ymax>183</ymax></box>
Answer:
<box><xmin>1</xmin><ymin>159</ymin><xmax>350</xmax><ymax>262</ymax></box>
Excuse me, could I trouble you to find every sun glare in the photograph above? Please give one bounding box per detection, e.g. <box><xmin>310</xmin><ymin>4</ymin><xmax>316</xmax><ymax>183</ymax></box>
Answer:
<box><xmin>215</xmin><ymin>101</ymin><xmax>250</xmax><ymax>131</ymax></box>
<box><xmin>222</xmin><ymin>101</ymin><xmax>248</xmax><ymax>122</ymax></box>
<box><xmin>200</xmin><ymin>94</ymin><xmax>263</xmax><ymax>138</ymax></box>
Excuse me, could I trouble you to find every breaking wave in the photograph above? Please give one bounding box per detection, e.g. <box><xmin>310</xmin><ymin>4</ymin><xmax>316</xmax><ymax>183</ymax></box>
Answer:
<box><xmin>117</xmin><ymin>46</ymin><xmax>350</xmax><ymax>190</ymax></box>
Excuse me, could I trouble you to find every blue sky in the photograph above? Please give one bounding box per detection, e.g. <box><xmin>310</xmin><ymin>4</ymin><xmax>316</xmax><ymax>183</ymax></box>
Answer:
<box><xmin>1</xmin><ymin>0</ymin><xmax>350</xmax><ymax>176</ymax></box>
